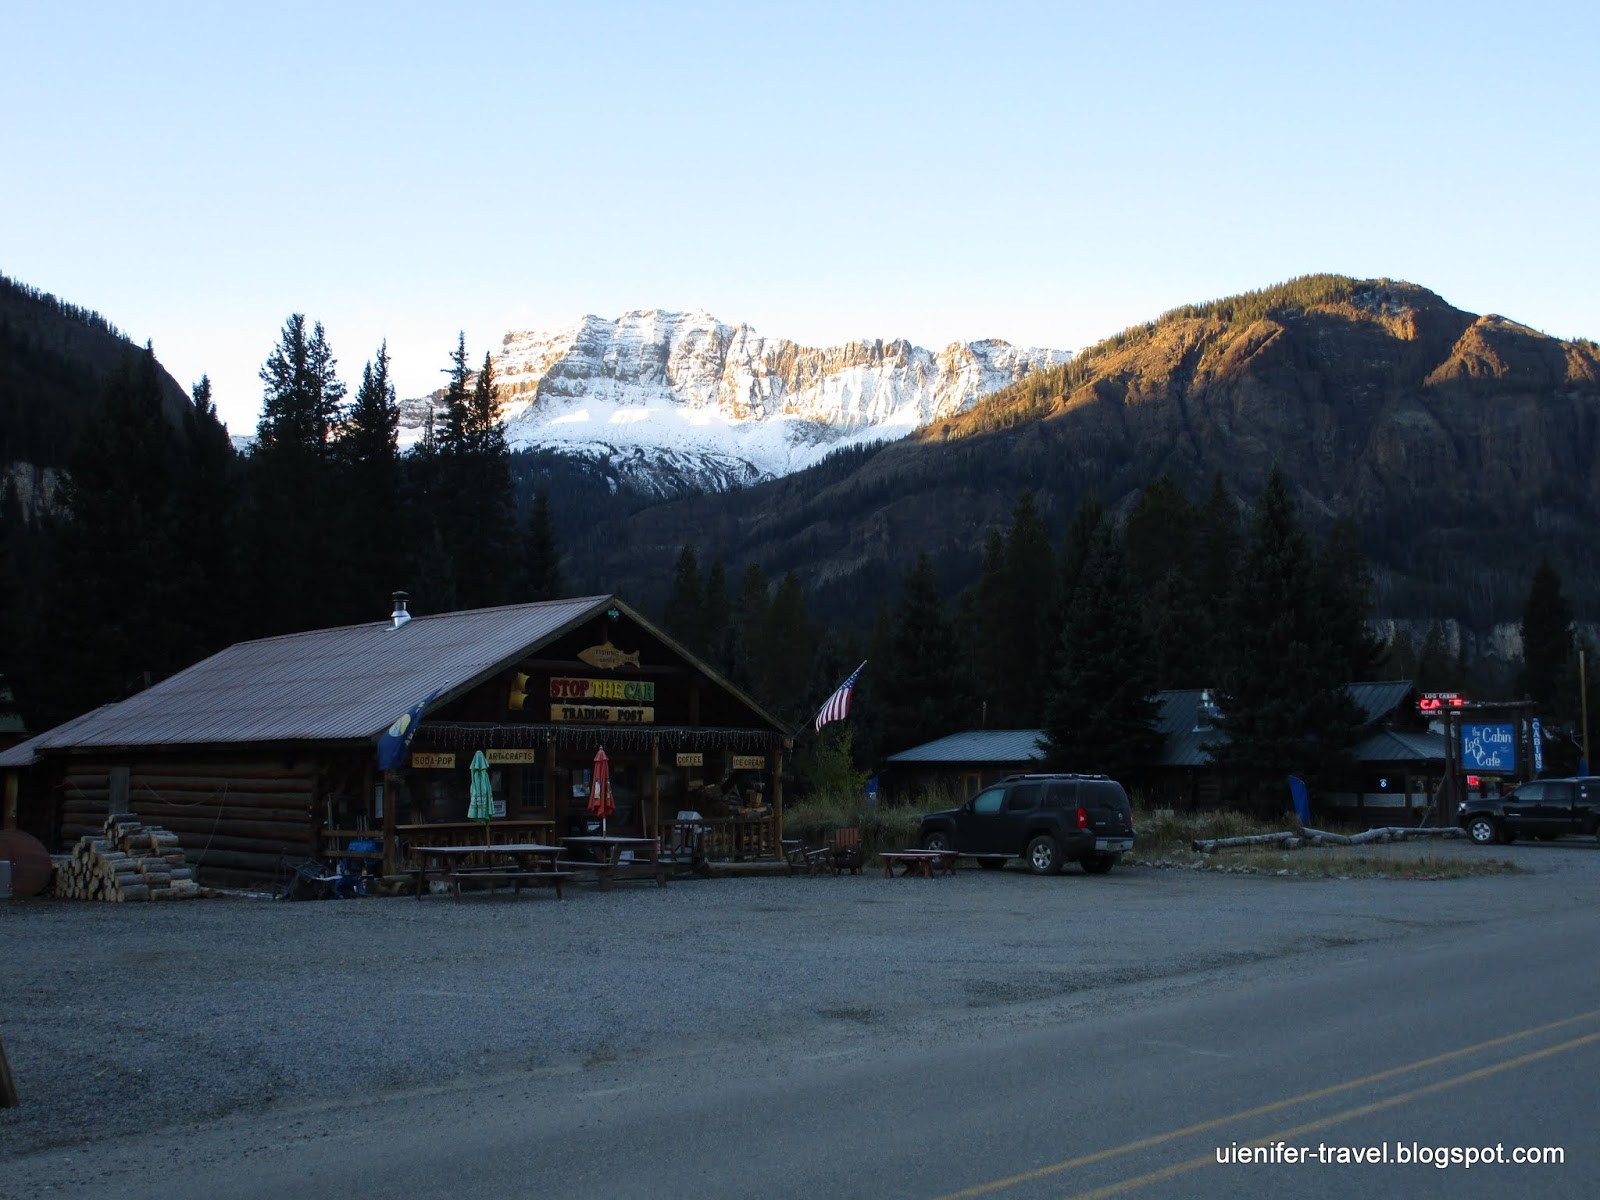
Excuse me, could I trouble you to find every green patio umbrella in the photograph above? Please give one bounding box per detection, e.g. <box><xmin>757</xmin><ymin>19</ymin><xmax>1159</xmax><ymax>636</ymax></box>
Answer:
<box><xmin>468</xmin><ymin>750</ymin><xmax>494</xmax><ymax>846</ymax></box>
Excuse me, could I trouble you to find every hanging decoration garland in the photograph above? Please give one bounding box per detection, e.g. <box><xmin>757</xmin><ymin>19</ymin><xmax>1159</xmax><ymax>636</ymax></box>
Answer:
<box><xmin>412</xmin><ymin>722</ymin><xmax>773</xmax><ymax>753</ymax></box>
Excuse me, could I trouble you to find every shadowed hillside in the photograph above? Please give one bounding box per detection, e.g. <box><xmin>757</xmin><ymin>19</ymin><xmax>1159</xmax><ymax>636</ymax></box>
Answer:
<box><xmin>571</xmin><ymin>276</ymin><xmax>1600</xmax><ymax>629</ymax></box>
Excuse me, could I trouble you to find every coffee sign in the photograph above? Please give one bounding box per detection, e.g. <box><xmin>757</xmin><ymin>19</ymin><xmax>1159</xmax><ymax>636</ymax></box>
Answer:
<box><xmin>675</xmin><ymin>752</ymin><xmax>704</xmax><ymax>767</ymax></box>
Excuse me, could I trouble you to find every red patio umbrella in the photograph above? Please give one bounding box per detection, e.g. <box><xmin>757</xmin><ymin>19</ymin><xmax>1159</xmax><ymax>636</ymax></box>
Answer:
<box><xmin>589</xmin><ymin>746</ymin><xmax>616</xmax><ymax>835</ymax></box>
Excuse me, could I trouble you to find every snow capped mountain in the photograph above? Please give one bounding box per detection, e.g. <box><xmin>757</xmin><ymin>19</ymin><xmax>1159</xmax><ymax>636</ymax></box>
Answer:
<box><xmin>401</xmin><ymin>310</ymin><xmax>1069</xmax><ymax>493</ymax></box>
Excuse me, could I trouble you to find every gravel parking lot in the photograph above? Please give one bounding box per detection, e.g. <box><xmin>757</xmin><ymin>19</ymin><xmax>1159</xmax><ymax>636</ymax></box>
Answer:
<box><xmin>5</xmin><ymin>841</ymin><xmax>1600</xmax><ymax>1164</ymax></box>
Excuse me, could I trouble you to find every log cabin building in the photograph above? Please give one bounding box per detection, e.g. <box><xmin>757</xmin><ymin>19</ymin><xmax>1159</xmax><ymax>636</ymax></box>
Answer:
<box><xmin>0</xmin><ymin>595</ymin><xmax>791</xmax><ymax>887</ymax></box>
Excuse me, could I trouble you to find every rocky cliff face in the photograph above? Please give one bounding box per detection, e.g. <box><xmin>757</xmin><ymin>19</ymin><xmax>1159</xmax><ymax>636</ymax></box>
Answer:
<box><xmin>402</xmin><ymin>309</ymin><xmax>1068</xmax><ymax>490</ymax></box>
<box><xmin>580</xmin><ymin>278</ymin><xmax>1600</xmax><ymax>631</ymax></box>
<box><xmin>938</xmin><ymin>278</ymin><xmax>1600</xmax><ymax>522</ymax></box>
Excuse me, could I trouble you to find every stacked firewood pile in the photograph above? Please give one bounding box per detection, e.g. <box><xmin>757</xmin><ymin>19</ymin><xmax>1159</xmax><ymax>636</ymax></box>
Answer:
<box><xmin>54</xmin><ymin>813</ymin><xmax>209</xmax><ymax>901</ymax></box>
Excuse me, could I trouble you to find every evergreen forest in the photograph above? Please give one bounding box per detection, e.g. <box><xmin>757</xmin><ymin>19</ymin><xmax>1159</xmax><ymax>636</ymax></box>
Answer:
<box><xmin>4</xmin><ymin>277</ymin><xmax>1599</xmax><ymax>810</ymax></box>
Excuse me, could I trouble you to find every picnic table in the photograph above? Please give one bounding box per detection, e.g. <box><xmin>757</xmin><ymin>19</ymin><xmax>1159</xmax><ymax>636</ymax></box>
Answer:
<box><xmin>410</xmin><ymin>843</ymin><xmax>572</xmax><ymax>899</ymax></box>
<box><xmin>561</xmin><ymin>835</ymin><xmax>667</xmax><ymax>890</ymax></box>
<box><xmin>879</xmin><ymin>849</ymin><xmax>960</xmax><ymax>878</ymax></box>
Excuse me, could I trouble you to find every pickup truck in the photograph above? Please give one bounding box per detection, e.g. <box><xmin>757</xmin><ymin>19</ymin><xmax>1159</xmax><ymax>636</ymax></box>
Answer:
<box><xmin>1458</xmin><ymin>776</ymin><xmax>1600</xmax><ymax>845</ymax></box>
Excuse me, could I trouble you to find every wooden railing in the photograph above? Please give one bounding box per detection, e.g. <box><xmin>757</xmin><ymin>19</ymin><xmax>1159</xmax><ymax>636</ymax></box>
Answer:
<box><xmin>657</xmin><ymin>815</ymin><xmax>777</xmax><ymax>862</ymax></box>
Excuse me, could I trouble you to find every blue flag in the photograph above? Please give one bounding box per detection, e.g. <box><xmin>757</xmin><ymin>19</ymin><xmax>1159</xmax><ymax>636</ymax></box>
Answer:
<box><xmin>377</xmin><ymin>688</ymin><xmax>443</xmax><ymax>770</ymax></box>
<box><xmin>1287</xmin><ymin>775</ymin><xmax>1311</xmax><ymax>826</ymax></box>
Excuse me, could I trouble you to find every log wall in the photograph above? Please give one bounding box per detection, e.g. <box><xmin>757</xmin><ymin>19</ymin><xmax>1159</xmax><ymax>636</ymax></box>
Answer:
<box><xmin>59</xmin><ymin>758</ymin><xmax>319</xmax><ymax>888</ymax></box>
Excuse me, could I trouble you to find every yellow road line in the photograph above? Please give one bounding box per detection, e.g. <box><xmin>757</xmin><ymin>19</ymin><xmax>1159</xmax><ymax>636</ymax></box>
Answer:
<box><xmin>1066</xmin><ymin>1029</ymin><xmax>1600</xmax><ymax>1200</ymax></box>
<box><xmin>935</xmin><ymin>1007</ymin><xmax>1600</xmax><ymax>1200</ymax></box>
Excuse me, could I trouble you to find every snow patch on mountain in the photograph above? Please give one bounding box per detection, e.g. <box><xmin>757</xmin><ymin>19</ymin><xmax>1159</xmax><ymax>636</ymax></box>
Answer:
<box><xmin>401</xmin><ymin>309</ymin><xmax>1069</xmax><ymax>487</ymax></box>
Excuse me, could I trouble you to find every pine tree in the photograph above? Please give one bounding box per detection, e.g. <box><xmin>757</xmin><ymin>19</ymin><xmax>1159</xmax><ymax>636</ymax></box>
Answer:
<box><xmin>429</xmin><ymin>339</ymin><xmax>517</xmax><ymax>608</ymax></box>
<box><xmin>333</xmin><ymin>345</ymin><xmax>403</xmax><ymax>615</ymax></box>
<box><xmin>521</xmin><ymin>488</ymin><xmax>564</xmax><ymax>601</ymax></box>
<box><xmin>760</xmin><ymin>572</ymin><xmax>817</xmax><ymax>725</ymax></box>
<box><xmin>1056</xmin><ymin>493</ymin><xmax>1106</xmax><ymax>615</ymax></box>
<box><xmin>1315</xmin><ymin>518</ymin><xmax>1387</xmax><ymax>684</ymax></box>
<box><xmin>1519</xmin><ymin>558</ymin><xmax>1574</xmax><ymax>714</ymax></box>
<box><xmin>876</xmin><ymin>552</ymin><xmax>967</xmax><ymax>754</ymax></box>
<box><xmin>965</xmin><ymin>528</ymin><xmax>1008</xmax><ymax>726</ymax></box>
<box><xmin>1124</xmin><ymin>477</ymin><xmax>1207</xmax><ymax>688</ymax></box>
<box><xmin>726</xmin><ymin>563</ymin><xmax>772</xmax><ymax>695</ymax></box>
<box><xmin>176</xmin><ymin>374</ymin><xmax>240</xmax><ymax>652</ymax></box>
<box><xmin>332</xmin><ymin>343</ymin><xmax>404</xmax><ymax>617</ymax></box>
<box><xmin>1123</xmin><ymin>477</ymin><xmax>1196</xmax><ymax>593</ymax></box>
<box><xmin>663</xmin><ymin>545</ymin><xmax>706</xmax><ymax>654</ymax></box>
<box><xmin>1414</xmin><ymin>622</ymin><xmax>1460</xmax><ymax>693</ymax></box>
<box><xmin>1193</xmin><ymin>474</ymin><xmax>1241</xmax><ymax>684</ymax></box>
<box><xmin>1040</xmin><ymin>523</ymin><xmax>1161</xmax><ymax>782</ymax></box>
<box><xmin>247</xmin><ymin>316</ymin><xmax>346</xmax><ymax>632</ymax></box>
<box><xmin>703</xmin><ymin>557</ymin><xmax>731</xmax><ymax>674</ymax></box>
<box><xmin>1211</xmin><ymin>467</ymin><xmax>1365</xmax><ymax>814</ymax></box>
<box><xmin>34</xmin><ymin>348</ymin><xmax>196</xmax><ymax>723</ymax></box>
<box><xmin>437</xmin><ymin>333</ymin><xmax>473</xmax><ymax>460</ymax></box>
<box><xmin>0</xmin><ymin>479</ymin><xmax>30</xmax><ymax>727</ymax></box>
<box><xmin>256</xmin><ymin>315</ymin><xmax>344</xmax><ymax>456</ymax></box>
<box><xmin>997</xmin><ymin>491</ymin><xmax>1054</xmax><ymax>726</ymax></box>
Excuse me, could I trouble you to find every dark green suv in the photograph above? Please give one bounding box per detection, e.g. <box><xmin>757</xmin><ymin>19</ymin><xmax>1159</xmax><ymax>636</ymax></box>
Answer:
<box><xmin>917</xmin><ymin>773</ymin><xmax>1136</xmax><ymax>874</ymax></box>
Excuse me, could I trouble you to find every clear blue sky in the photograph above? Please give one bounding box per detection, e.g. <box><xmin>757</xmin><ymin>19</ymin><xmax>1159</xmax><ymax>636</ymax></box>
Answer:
<box><xmin>7</xmin><ymin>1</ymin><xmax>1598</xmax><ymax>434</ymax></box>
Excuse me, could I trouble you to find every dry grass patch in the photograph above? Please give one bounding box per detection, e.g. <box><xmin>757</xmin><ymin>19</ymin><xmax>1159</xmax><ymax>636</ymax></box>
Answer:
<box><xmin>1131</xmin><ymin>808</ymin><xmax>1512</xmax><ymax>879</ymax></box>
<box><xmin>1204</xmin><ymin>849</ymin><xmax>1520</xmax><ymax>880</ymax></box>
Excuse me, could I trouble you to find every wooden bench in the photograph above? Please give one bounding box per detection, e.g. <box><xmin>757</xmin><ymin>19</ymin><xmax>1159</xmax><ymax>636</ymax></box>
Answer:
<box><xmin>441</xmin><ymin>867</ymin><xmax>576</xmax><ymax>899</ymax></box>
<box><xmin>783</xmin><ymin>839</ymin><xmax>833</xmax><ymax>876</ymax></box>
<box><xmin>879</xmin><ymin>850</ymin><xmax>958</xmax><ymax>878</ymax></box>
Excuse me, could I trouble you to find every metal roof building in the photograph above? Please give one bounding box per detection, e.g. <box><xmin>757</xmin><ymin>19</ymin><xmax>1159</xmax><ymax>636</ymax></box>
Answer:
<box><xmin>884</xmin><ymin>730</ymin><xmax>1046</xmax><ymax>766</ymax></box>
<box><xmin>4</xmin><ymin>594</ymin><xmax>791</xmax><ymax>884</ymax></box>
<box><xmin>1153</xmin><ymin>681</ymin><xmax>1422</xmax><ymax>768</ymax></box>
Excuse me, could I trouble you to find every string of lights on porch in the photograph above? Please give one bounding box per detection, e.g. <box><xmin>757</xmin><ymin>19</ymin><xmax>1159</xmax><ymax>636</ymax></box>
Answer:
<box><xmin>414</xmin><ymin>722</ymin><xmax>774</xmax><ymax>753</ymax></box>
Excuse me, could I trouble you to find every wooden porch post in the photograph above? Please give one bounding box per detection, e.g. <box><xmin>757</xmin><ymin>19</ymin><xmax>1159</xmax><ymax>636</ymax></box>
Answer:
<box><xmin>649</xmin><ymin>735</ymin><xmax>660</xmax><ymax>842</ymax></box>
<box><xmin>381</xmin><ymin>769</ymin><xmax>399</xmax><ymax>877</ymax></box>
<box><xmin>772</xmin><ymin>736</ymin><xmax>785</xmax><ymax>846</ymax></box>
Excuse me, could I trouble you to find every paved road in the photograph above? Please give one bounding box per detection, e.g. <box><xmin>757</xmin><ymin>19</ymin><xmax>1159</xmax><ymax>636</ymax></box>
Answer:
<box><xmin>5</xmin><ymin>840</ymin><xmax>1599</xmax><ymax>1199</ymax></box>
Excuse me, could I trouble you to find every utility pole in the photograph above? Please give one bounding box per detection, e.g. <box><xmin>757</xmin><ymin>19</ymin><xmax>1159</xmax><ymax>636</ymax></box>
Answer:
<box><xmin>1582</xmin><ymin>649</ymin><xmax>1592</xmax><ymax>775</ymax></box>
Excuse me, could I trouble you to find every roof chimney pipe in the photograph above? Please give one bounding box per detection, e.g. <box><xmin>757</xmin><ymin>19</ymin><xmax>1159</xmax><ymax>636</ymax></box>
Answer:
<box><xmin>389</xmin><ymin>591</ymin><xmax>411</xmax><ymax>630</ymax></box>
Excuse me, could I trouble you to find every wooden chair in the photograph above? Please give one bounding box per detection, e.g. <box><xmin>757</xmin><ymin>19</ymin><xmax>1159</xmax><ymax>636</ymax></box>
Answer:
<box><xmin>784</xmin><ymin>838</ymin><xmax>833</xmax><ymax>876</ymax></box>
<box><xmin>830</xmin><ymin>827</ymin><xmax>864</xmax><ymax>875</ymax></box>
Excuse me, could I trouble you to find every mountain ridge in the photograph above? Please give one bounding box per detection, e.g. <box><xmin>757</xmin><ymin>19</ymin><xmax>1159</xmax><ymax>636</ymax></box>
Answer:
<box><xmin>564</xmin><ymin>276</ymin><xmax>1600</xmax><ymax>632</ymax></box>
<box><xmin>402</xmin><ymin>307</ymin><xmax>1069</xmax><ymax>493</ymax></box>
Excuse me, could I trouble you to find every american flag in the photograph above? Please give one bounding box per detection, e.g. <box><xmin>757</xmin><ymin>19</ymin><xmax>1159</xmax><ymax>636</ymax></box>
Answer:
<box><xmin>813</xmin><ymin>662</ymin><xmax>866</xmax><ymax>732</ymax></box>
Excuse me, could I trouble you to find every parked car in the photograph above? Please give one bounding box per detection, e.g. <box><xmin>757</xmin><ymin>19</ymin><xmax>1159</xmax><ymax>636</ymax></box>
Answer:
<box><xmin>918</xmin><ymin>773</ymin><xmax>1136</xmax><ymax>874</ymax></box>
<box><xmin>1458</xmin><ymin>776</ymin><xmax>1600</xmax><ymax>845</ymax></box>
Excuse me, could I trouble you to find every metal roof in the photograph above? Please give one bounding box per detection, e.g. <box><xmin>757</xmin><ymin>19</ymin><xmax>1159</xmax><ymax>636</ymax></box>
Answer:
<box><xmin>1154</xmin><ymin>681</ymin><xmax>1421</xmax><ymax>769</ymax></box>
<box><xmin>0</xmin><ymin>706</ymin><xmax>111</xmax><ymax>768</ymax></box>
<box><xmin>1353</xmin><ymin>728</ymin><xmax>1446</xmax><ymax>763</ymax></box>
<box><xmin>24</xmin><ymin>596</ymin><xmax>627</xmax><ymax>754</ymax></box>
<box><xmin>885</xmin><ymin>729</ymin><xmax>1046</xmax><ymax>764</ymax></box>
<box><xmin>1347</xmin><ymin>680</ymin><xmax>1417</xmax><ymax>723</ymax></box>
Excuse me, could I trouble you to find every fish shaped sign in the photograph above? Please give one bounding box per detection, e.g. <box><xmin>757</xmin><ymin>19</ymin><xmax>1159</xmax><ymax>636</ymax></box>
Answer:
<box><xmin>576</xmin><ymin>640</ymin><xmax>641</xmax><ymax>671</ymax></box>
